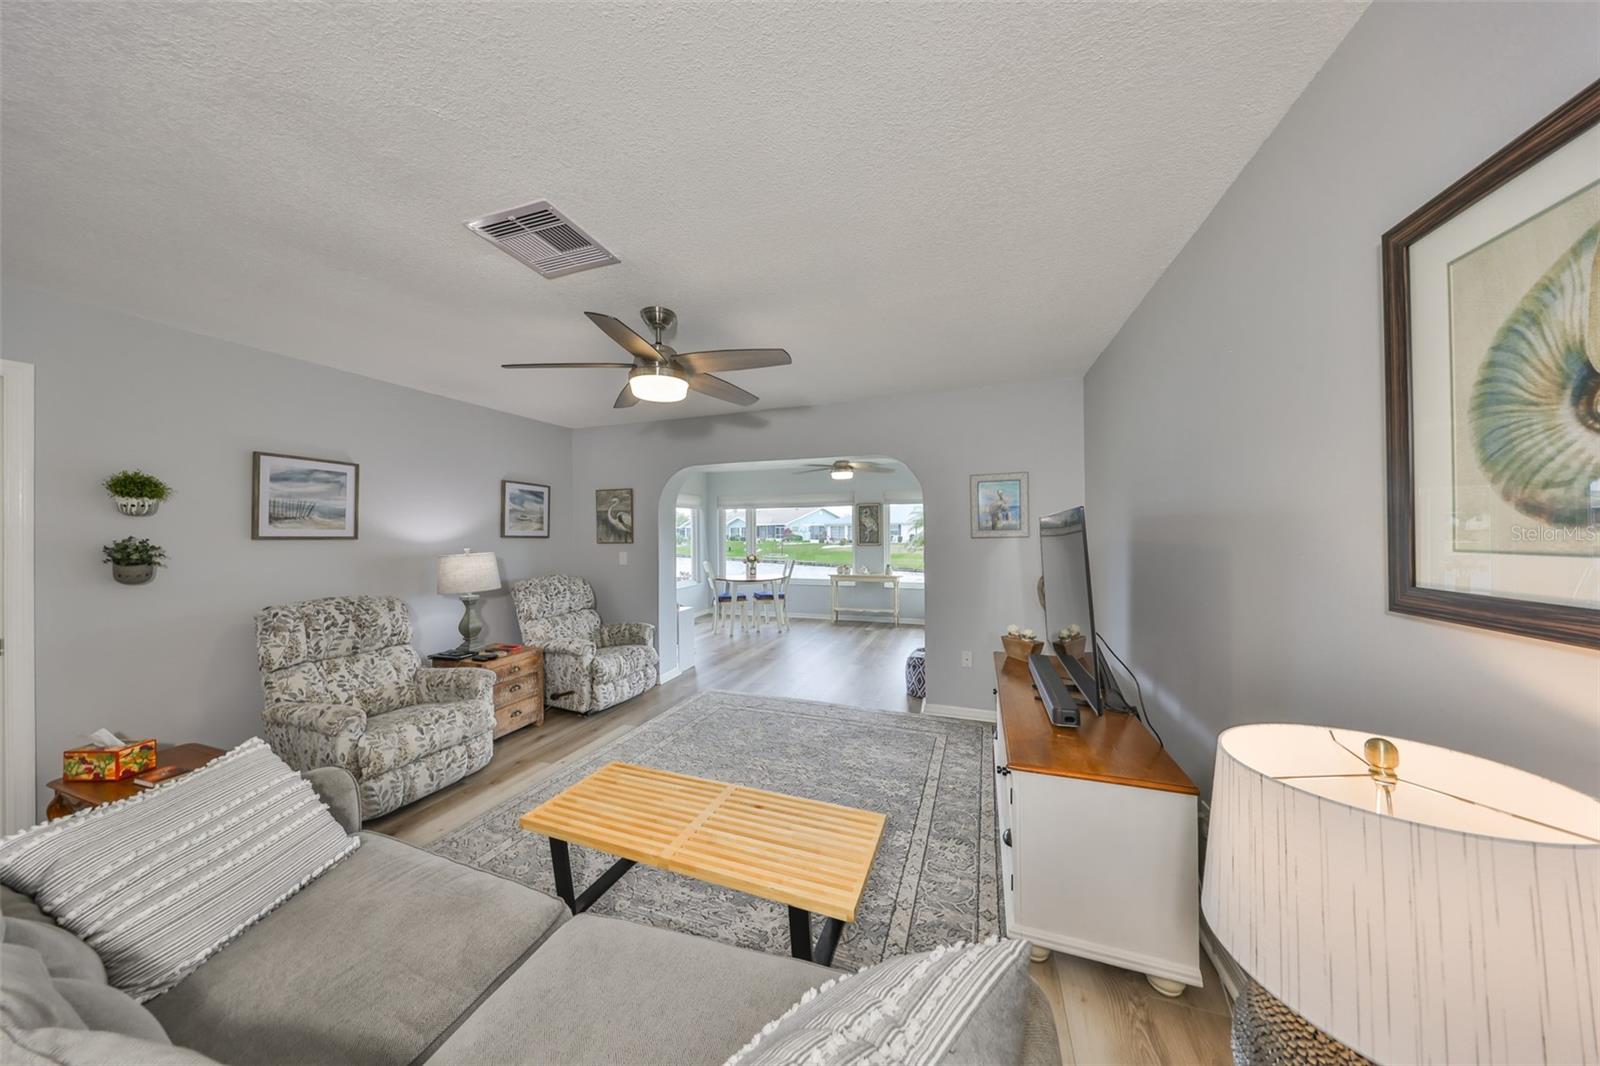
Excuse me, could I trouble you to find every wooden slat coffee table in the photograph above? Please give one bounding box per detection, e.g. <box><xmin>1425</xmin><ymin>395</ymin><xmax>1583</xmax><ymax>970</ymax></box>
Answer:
<box><xmin>519</xmin><ymin>761</ymin><xmax>886</xmax><ymax>966</ymax></box>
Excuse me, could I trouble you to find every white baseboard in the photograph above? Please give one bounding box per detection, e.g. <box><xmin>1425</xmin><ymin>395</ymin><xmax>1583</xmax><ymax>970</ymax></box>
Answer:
<box><xmin>785</xmin><ymin>611</ymin><xmax>926</xmax><ymax>625</ymax></box>
<box><xmin>659</xmin><ymin>665</ymin><xmax>687</xmax><ymax>684</ymax></box>
<box><xmin>920</xmin><ymin>701</ymin><xmax>995</xmax><ymax>723</ymax></box>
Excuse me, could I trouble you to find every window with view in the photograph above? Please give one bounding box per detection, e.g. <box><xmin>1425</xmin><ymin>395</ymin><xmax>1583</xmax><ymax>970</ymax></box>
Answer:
<box><xmin>675</xmin><ymin>504</ymin><xmax>698</xmax><ymax>585</ymax></box>
<box><xmin>887</xmin><ymin>502</ymin><xmax>925</xmax><ymax>587</ymax></box>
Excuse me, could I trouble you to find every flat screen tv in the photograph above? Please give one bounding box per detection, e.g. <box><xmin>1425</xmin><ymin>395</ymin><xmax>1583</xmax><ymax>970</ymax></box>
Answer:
<box><xmin>1038</xmin><ymin>506</ymin><xmax>1110</xmax><ymax>717</ymax></box>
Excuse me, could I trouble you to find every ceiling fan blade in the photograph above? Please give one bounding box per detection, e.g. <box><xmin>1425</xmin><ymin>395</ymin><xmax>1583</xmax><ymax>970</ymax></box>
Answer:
<box><xmin>673</xmin><ymin>348</ymin><xmax>792</xmax><ymax>374</ymax></box>
<box><xmin>500</xmin><ymin>362</ymin><xmax>634</xmax><ymax>369</ymax></box>
<box><xmin>687</xmin><ymin>373</ymin><xmax>758</xmax><ymax>406</ymax></box>
<box><xmin>850</xmin><ymin>461</ymin><xmax>898</xmax><ymax>474</ymax></box>
<box><xmin>585</xmin><ymin>312</ymin><xmax>663</xmax><ymax>362</ymax></box>
<box><xmin>613</xmin><ymin>383</ymin><xmax>640</xmax><ymax>409</ymax></box>
<box><xmin>793</xmin><ymin>465</ymin><xmax>833</xmax><ymax>474</ymax></box>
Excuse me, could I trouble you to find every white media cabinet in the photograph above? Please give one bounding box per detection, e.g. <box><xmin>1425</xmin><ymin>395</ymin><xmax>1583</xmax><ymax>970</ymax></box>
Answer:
<box><xmin>992</xmin><ymin>652</ymin><xmax>1201</xmax><ymax>993</ymax></box>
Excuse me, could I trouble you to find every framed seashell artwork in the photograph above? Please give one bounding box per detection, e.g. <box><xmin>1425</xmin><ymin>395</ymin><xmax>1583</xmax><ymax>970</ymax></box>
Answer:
<box><xmin>1383</xmin><ymin>78</ymin><xmax>1599</xmax><ymax>648</ymax></box>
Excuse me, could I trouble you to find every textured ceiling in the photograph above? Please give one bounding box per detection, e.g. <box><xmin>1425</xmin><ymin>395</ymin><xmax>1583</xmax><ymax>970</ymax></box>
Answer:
<box><xmin>1</xmin><ymin>2</ymin><xmax>1363</xmax><ymax>428</ymax></box>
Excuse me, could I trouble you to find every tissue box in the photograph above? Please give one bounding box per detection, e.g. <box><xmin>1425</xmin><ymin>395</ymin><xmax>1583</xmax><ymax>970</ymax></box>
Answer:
<box><xmin>62</xmin><ymin>738</ymin><xmax>158</xmax><ymax>781</ymax></box>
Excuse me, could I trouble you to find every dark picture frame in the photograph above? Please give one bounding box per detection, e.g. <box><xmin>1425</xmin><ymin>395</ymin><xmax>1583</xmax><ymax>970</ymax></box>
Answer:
<box><xmin>1382</xmin><ymin>79</ymin><xmax>1599</xmax><ymax>648</ymax></box>
<box><xmin>251</xmin><ymin>451</ymin><xmax>359</xmax><ymax>540</ymax></box>
<box><xmin>595</xmin><ymin>488</ymin><xmax>634</xmax><ymax>544</ymax></box>
<box><xmin>856</xmin><ymin>503</ymin><xmax>883</xmax><ymax>547</ymax></box>
<box><xmin>501</xmin><ymin>479</ymin><xmax>551</xmax><ymax>539</ymax></box>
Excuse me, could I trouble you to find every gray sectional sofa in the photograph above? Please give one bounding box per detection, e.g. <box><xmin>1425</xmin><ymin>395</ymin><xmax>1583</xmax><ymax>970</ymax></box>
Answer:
<box><xmin>2</xmin><ymin>769</ymin><xmax>1061</xmax><ymax>1065</ymax></box>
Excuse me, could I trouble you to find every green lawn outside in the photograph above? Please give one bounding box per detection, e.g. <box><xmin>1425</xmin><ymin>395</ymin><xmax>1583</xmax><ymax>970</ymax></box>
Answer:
<box><xmin>726</xmin><ymin>538</ymin><xmax>924</xmax><ymax>573</ymax></box>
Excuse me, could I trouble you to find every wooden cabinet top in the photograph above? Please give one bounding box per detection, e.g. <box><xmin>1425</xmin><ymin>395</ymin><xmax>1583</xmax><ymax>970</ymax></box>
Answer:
<box><xmin>994</xmin><ymin>652</ymin><xmax>1196</xmax><ymax>795</ymax></box>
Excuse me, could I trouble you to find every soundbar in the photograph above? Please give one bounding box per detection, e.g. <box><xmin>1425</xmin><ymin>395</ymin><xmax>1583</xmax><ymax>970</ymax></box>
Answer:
<box><xmin>1029</xmin><ymin>652</ymin><xmax>1085</xmax><ymax>728</ymax></box>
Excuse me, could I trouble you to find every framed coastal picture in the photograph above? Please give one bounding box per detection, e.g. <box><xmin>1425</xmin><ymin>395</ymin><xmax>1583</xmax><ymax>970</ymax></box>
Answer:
<box><xmin>971</xmin><ymin>472</ymin><xmax>1028</xmax><ymax>538</ymax></box>
<box><xmin>502</xmin><ymin>480</ymin><xmax>550</xmax><ymax>538</ymax></box>
<box><xmin>595</xmin><ymin>488</ymin><xmax>634</xmax><ymax>544</ymax></box>
<box><xmin>251</xmin><ymin>452</ymin><xmax>358</xmax><ymax>540</ymax></box>
<box><xmin>856</xmin><ymin>503</ymin><xmax>883</xmax><ymax>546</ymax></box>
<box><xmin>1383</xmin><ymin>79</ymin><xmax>1599</xmax><ymax>647</ymax></box>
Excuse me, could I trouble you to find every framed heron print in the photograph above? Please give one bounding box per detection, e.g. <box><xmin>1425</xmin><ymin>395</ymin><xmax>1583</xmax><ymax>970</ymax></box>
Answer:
<box><xmin>1383</xmin><ymin>79</ymin><xmax>1599</xmax><ymax>647</ymax></box>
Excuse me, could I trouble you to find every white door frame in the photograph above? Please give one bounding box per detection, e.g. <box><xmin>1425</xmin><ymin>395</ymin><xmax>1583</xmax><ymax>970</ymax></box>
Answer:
<box><xmin>1</xmin><ymin>360</ymin><xmax>36</xmax><ymax>832</ymax></box>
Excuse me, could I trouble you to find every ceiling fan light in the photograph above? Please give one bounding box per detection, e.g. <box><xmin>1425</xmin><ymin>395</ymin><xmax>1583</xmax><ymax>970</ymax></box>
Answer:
<box><xmin>830</xmin><ymin>462</ymin><xmax>854</xmax><ymax>480</ymax></box>
<box><xmin>628</xmin><ymin>365</ymin><xmax>689</xmax><ymax>403</ymax></box>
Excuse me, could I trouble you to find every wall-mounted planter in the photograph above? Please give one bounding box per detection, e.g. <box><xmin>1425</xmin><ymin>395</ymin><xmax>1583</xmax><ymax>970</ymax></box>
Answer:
<box><xmin>111</xmin><ymin>564</ymin><xmax>155</xmax><ymax>585</ymax></box>
<box><xmin>103</xmin><ymin>471</ymin><xmax>172</xmax><ymax>516</ymax></box>
<box><xmin>113</xmin><ymin>496</ymin><xmax>161</xmax><ymax>517</ymax></box>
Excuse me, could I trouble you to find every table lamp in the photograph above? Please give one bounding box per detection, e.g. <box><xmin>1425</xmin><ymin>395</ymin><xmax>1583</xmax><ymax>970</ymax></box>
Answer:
<box><xmin>1202</xmin><ymin>723</ymin><xmax>1598</xmax><ymax>1065</ymax></box>
<box><xmin>436</xmin><ymin>549</ymin><xmax>501</xmax><ymax>652</ymax></box>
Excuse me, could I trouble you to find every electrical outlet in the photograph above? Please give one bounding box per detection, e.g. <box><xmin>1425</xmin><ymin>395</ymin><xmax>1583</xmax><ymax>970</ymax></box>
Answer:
<box><xmin>961</xmin><ymin>650</ymin><xmax>972</xmax><ymax>668</ymax></box>
<box><xmin>618</xmin><ymin>550</ymin><xmax>628</xmax><ymax>565</ymax></box>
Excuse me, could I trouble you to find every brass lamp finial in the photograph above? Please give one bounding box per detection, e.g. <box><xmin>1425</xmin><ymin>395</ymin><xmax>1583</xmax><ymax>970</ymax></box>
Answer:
<box><xmin>1364</xmin><ymin>737</ymin><xmax>1399</xmax><ymax>815</ymax></box>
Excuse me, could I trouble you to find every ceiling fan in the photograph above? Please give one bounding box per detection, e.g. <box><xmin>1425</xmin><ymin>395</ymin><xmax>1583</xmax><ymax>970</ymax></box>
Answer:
<box><xmin>796</xmin><ymin>459</ymin><xmax>898</xmax><ymax>481</ymax></box>
<box><xmin>502</xmin><ymin>306</ymin><xmax>791</xmax><ymax>408</ymax></box>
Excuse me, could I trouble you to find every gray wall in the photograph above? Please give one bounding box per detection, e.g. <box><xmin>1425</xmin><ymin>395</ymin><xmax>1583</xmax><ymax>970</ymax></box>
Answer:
<box><xmin>2</xmin><ymin>286</ymin><xmax>574</xmax><ymax>812</ymax></box>
<box><xmin>1083</xmin><ymin>2</ymin><xmax>1600</xmax><ymax>795</ymax></box>
<box><xmin>570</xmin><ymin>375</ymin><xmax>1086</xmax><ymax>712</ymax></box>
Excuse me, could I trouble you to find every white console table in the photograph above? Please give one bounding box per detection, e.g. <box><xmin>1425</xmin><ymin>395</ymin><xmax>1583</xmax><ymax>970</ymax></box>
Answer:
<box><xmin>992</xmin><ymin>652</ymin><xmax>1201</xmax><ymax>994</ymax></box>
<box><xmin>827</xmin><ymin>572</ymin><xmax>900</xmax><ymax>625</ymax></box>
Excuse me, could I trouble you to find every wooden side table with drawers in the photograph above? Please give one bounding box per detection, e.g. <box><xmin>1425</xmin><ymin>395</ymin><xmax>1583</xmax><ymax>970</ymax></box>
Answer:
<box><xmin>430</xmin><ymin>647</ymin><xmax>545</xmax><ymax>738</ymax></box>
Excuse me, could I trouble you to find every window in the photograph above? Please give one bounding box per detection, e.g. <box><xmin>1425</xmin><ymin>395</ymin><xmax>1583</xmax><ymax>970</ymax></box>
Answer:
<box><xmin>720</xmin><ymin>501</ymin><xmax>855</xmax><ymax>581</ymax></box>
<box><xmin>675</xmin><ymin>501</ymin><xmax>699</xmax><ymax>586</ymax></box>
<box><xmin>888</xmin><ymin>500</ymin><xmax>924</xmax><ymax>587</ymax></box>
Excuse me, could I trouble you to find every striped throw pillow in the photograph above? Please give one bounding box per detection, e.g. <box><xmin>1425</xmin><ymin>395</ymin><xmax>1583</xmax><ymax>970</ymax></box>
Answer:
<box><xmin>0</xmin><ymin>738</ymin><xmax>358</xmax><ymax>1002</ymax></box>
<box><xmin>725</xmin><ymin>937</ymin><xmax>1032</xmax><ymax>1065</ymax></box>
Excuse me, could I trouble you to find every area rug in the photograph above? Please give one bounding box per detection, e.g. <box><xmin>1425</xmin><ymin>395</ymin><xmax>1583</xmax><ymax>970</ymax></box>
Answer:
<box><xmin>427</xmin><ymin>690</ymin><xmax>1001</xmax><ymax>971</ymax></box>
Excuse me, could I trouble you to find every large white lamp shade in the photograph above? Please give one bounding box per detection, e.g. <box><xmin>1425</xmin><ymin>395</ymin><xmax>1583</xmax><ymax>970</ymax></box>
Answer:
<box><xmin>1202</xmin><ymin>724</ymin><xmax>1598</xmax><ymax>1065</ymax></box>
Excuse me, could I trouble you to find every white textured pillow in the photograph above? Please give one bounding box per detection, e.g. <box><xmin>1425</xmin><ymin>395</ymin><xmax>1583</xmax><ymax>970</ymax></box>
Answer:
<box><xmin>0</xmin><ymin>738</ymin><xmax>357</xmax><ymax>1002</ymax></box>
<box><xmin>726</xmin><ymin>937</ymin><xmax>1032</xmax><ymax>1065</ymax></box>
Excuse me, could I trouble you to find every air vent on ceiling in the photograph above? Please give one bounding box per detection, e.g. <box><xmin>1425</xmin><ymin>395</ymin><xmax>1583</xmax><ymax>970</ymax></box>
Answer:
<box><xmin>464</xmin><ymin>200</ymin><xmax>619</xmax><ymax>279</ymax></box>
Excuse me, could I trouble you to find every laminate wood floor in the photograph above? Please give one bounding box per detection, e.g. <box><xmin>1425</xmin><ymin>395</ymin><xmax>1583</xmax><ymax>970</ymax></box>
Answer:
<box><xmin>368</xmin><ymin>615</ymin><xmax>1230</xmax><ymax>1064</ymax></box>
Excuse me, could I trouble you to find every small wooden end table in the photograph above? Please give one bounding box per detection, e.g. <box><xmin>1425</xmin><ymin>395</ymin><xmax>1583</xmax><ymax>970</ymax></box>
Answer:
<box><xmin>430</xmin><ymin>647</ymin><xmax>545</xmax><ymax>737</ymax></box>
<box><xmin>46</xmin><ymin>742</ymin><xmax>225</xmax><ymax>820</ymax></box>
<box><xmin>520</xmin><ymin>761</ymin><xmax>885</xmax><ymax>966</ymax></box>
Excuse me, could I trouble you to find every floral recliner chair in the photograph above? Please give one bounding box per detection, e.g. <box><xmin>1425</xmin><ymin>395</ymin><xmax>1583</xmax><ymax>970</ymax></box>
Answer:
<box><xmin>510</xmin><ymin>575</ymin><xmax>658</xmax><ymax>714</ymax></box>
<box><xmin>256</xmin><ymin>595</ymin><xmax>497</xmax><ymax>819</ymax></box>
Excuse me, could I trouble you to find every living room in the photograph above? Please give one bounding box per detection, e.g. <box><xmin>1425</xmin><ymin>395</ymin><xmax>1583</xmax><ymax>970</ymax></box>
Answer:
<box><xmin>2</xmin><ymin>4</ymin><xmax>1597</xmax><ymax>1066</ymax></box>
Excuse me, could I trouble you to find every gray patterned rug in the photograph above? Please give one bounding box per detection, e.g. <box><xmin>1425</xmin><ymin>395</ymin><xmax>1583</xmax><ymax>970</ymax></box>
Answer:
<box><xmin>427</xmin><ymin>690</ymin><xmax>1001</xmax><ymax>971</ymax></box>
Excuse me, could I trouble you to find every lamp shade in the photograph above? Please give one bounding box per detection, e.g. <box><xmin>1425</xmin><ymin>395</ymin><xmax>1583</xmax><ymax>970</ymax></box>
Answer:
<box><xmin>1202</xmin><ymin>724</ymin><xmax>1598</xmax><ymax>1064</ymax></box>
<box><xmin>436</xmin><ymin>550</ymin><xmax>501</xmax><ymax>595</ymax></box>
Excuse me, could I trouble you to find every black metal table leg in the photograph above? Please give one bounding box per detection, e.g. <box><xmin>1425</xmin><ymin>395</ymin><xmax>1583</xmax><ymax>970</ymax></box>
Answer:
<box><xmin>812</xmin><ymin>917</ymin><xmax>845</xmax><ymax>967</ymax></box>
<box><xmin>548</xmin><ymin>836</ymin><xmax>636</xmax><ymax>915</ymax></box>
<box><xmin>550</xmin><ymin>838</ymin><xmax>575</xmax><ymax>910</ymax></box>
<box><xmin>788</xmin><ymin>906</ymin><xmax>814</xmax><ymax>961</ymax></box>
<box><xmin>788</xmin><ymin>907</ymin><xmax>847</xmax><ymax>966</ymax></box>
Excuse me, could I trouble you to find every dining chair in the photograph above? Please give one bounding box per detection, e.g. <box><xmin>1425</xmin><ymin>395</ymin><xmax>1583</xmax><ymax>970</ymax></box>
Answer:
<box><xmin>753</xmin><ymin>558</ymin><xmax>795</xmax><ymax>630</ymax></box>
<box><xmin>702</xmin><ymin>560</ymin><xmax>747</xmax><ymax>635</ymax></box>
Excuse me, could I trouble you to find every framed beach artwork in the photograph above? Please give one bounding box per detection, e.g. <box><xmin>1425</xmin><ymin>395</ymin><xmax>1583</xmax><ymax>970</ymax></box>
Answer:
<box><xmin>595</xmin><ymin>488</ymin><xmax>634</xmax><ymax>544</ymax></box>
<box><xmin>1383</xmin><ymin>79</ymin><xmax>1598</xmax><ymax>647</ymax></box>
<box><xmin>971</xmin><ymin>472</ymin><xmax>1028</xmax><ymax>538</ymax></box>
<box><xmin>502</xmin><ymin>480</ymin><xmax>550</xmax><ymax>538</ymax></box>
<box><xmin>856</xmin><ymin>503</ymin><xmax>883</xmax><ymax>546</ymax></box>
<box><xmin>251</xmin><ymin>452</ymin><xmax>358</xmax><ymax>540</ymax></box>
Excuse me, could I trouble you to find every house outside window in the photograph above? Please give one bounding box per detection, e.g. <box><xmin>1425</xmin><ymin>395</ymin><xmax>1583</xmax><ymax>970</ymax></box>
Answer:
<box><xmin>887</xmin><ymin>500</ymin><xmax>924</xmax><ymax>587</ymax></box>
<box><xmin>675</xmin><ymin>502</ymin><xmax>699</xmax><ymax>586</ymax></box>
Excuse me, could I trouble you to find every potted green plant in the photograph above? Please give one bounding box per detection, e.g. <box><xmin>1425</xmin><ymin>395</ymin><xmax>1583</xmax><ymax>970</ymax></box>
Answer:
<box><xmin>103</xmin><ymin>537</ymin><xmax>167</xmax><ymax>585</ymax></box>
<box><xmin>103</xmin><ymin>470</ymin><xmax>173</xmax><ymax>516</ymax></box>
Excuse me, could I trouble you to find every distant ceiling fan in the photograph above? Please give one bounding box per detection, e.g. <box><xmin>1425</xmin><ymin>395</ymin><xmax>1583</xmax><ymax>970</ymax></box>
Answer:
<box><xmin>796</xmin><ymin>459</ymin><xmax>898</xmax><ymax>481</ymax></box>
<box><xmin>502</xmin><ymin>306</ymin><xmax>791</xmax><ymax>408</ymax></box>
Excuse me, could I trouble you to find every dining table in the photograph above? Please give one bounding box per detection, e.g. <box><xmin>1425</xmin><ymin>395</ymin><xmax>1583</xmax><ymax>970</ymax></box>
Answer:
<box><xmin>715</xmin><ymin>563</ymin><xmax>784</xmax><ymax>633</ymax></box>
